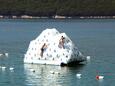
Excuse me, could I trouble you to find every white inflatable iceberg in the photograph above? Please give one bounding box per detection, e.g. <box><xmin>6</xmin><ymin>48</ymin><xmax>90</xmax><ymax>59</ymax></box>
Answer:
<box><xmin>24</xmin><ymin>28</ymin><xmax>86</xmax><ymax>66</ymax></box>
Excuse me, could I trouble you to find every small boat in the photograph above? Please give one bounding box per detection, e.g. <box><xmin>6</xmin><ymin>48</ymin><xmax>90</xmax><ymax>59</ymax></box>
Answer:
<box><xmin>24</xmin><ymin>28</ymin><xmax>86</xmax><ymax>66</ymax></box>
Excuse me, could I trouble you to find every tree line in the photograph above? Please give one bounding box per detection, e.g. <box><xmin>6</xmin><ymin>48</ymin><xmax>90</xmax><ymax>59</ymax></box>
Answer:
<box><xmin>0</xmin><ymin>0</ymin><xmax>115</xmax><ymax>17</ymax></box>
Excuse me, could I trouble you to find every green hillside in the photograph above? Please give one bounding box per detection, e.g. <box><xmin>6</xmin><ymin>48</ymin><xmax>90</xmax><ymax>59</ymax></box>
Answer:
<box><xmin>0</xmin><ymin>0</ymin><xmax>115</xmax><ymax>17</ymax></box>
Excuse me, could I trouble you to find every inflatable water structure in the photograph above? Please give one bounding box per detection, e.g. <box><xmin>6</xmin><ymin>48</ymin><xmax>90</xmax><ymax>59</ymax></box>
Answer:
<box><xmin>24</xmin><ymin>28</ymin><xmax>86</xmax><ymax>66</ymax></box>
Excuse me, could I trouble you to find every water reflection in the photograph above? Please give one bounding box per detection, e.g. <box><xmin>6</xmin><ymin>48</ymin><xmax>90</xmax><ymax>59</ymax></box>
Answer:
<box><xmin>24</xmin><ymin>64</ymin><xmax>85</xmax><ymax>86</ymax></box>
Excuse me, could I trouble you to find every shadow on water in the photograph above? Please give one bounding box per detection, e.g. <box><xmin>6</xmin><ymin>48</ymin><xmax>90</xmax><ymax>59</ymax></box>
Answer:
<box><xmin>60</xmin><ymin>56</ymin><xmax>86</xmax><ymax>67</ymax></box>
<box><xmin>67</xmin><ymin>63</ymin><xmax>85</xmax><ymax>69</ymax></box>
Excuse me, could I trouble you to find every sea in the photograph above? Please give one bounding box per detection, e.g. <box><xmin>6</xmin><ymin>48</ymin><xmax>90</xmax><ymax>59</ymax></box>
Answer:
<box><xmin>0</xmin><ymin>19</ymin><xmax>115</xmax><ymax>86</ymax></box>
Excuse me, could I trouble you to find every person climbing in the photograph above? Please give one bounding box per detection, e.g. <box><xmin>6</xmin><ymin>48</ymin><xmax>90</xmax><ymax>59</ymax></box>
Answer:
<box><xmin>40</xmin><ymin>43</ymin><xmax>47</xmax><ymax>57</ymax></box>
<box><xmin>58</xmin><ymin>36</ymin><xmax>65</xmax><ymax>49</ymax></box>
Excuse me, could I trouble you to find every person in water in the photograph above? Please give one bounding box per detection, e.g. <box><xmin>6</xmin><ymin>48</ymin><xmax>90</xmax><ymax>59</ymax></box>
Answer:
<box><xmin>40</xmin><ymin>43</ymin><xmax>47</xmax><ymax>57</ymax></box>
<box><xmin>59</xmin><ymin>36</ymin><xmax>65</xmax><ymax>49</ymax></box>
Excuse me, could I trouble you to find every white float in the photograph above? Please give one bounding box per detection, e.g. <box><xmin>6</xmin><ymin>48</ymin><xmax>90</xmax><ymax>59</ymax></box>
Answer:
<box><xmin>76</xmin><ymin>73</ymin><xmax>82</xmax><ymax>79</ymax></box>
<box><xmin>24</xmin><ymin>28</ymin><xmax>86</xmax><ymax>66</ymax></box>
<box><xmin>0</xmin><ymin>53</ymin><xmax>3</xmax><ymax>56</ymax></box>
<box><xmin>5</xmin><ymin>53</ymin><xmax>9</xmax><ymax>57</ymax></box>
<box><xmin>1</xmin><ymin>66</ymin><xmax>6</xmax><ymax>70</ymax></box>
<box><xmin>96</xmin><ymin>75</ymin><xmax>104</xmax><ymax>80</ymax></box>
<box><xmin>0</xmin><ymin>53</ymin><xmax>8</xmax><ymax>57</ymax></box>
<box><xmin>9</xmin><ymin>67</ymin><xmax>14</xmax><ymax>71</ymax></box>
<box><xmin>29</xmin><ymin>68</ymin><xmax>35</xmax><ymax>72</ymax></box>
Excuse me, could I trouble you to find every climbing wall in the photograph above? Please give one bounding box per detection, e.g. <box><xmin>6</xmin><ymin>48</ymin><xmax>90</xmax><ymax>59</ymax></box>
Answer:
<box><xmin>24</xmin><ymin>28</ymin><xmax>84</xmax><ymax>65</ymax></box>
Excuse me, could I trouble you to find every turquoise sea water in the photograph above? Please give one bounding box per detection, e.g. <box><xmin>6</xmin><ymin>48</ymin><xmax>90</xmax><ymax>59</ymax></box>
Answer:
<box><xmin>0</xmin><ymin>19</ymin><xmax>115</xmax><ymax>86</ymax></box>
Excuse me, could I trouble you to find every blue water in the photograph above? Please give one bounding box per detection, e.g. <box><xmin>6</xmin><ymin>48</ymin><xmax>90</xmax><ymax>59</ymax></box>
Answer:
<box><xmin>0</xmin><ymin>19</ymin><xmax>115</xmax><ymax>86</ymax></box>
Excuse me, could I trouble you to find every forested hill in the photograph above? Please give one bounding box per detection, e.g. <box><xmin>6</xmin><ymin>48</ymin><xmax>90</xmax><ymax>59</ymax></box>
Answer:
<box><xmin>0</xmin><ymin>0</ymin><xmax>115</xmax><ymax>17</ymax></box>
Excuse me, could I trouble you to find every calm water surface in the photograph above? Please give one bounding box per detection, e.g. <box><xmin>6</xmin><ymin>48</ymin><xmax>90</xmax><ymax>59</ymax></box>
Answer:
<box><xmin>0</xmin><ymin>19</ymin><xmax>115</xmax><ymax>86</ymax></box>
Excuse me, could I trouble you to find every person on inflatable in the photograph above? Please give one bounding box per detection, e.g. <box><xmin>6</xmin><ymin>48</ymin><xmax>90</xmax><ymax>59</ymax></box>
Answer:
<box><xmin>58</xmin><ymin>36</ymin><xmax>65</xmax><ymax>49</ymax></box>
<box><xmin>40</xmin><ymin>43</ymin><xmax>47</xmax><ymax>57</ymax></box>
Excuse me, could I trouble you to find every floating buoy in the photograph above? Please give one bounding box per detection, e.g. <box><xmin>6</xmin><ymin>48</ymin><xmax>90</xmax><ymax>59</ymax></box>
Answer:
<box><xmin>96</xmin><ymin>75</ymin><xmax>104</xmax><ymax>80</ymax></box>
<box><xmin>30</xmin><ymin>69</ymin><xmax>35</xmax><ymax>72</ymax></box>
<box><xmin>50</xmin><ymin>71</ymin><xmax>60</xmax><ymax>74</ymax></box>
<box><xmin>86</xmin><ymin>56</ymin><xmax>90</xmax><ymax>61</ymax></box>
<box><xmin>76</xmin><ymin>74</ymin><xmax>82</xmax><ymax>79</ymax></box>
<box><xmin>5</xmin><ymin>53</ymin><xmax>8</xmax><ymax>57</ymax></box>
<box><xmin>9</xmin><ymin>67</ymin><xmax>14</xmax><ymax>71</ymax></box>
<box><xmin>0</xmin><ymin>53</ymin><xmax>3</xmax><ymax>56</ymax></box>
<box><xmin>1</xmin><ymin>66</ymin><xmax>6</xmax><ymax>70</ymax></box>
<box><xmin>55</xmin><ymin>71</ymin><xmax>60</xmax><ymax>74</ymax></box>
<box><xmin>50</xmin><ymin>71</ymin><xmax>55</xmax><ymax>74</ymax></box>
<box><xmin>0</xmin><ymin>53</ymin><xmax>8</xmax><ymax>57</ymax></box>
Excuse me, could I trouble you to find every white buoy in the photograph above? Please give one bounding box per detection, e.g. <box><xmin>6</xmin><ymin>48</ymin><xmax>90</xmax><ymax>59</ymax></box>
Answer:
<box><xmin>96</xmin><ymin>75</ymin><xmax>104</xmax><ymax>80</ymax></box>
<box><xmin>30</xmin><ymin>69</ymin><xmax>35</xmax><ymax>72</ymax></box>
<box><xmin>76</xmin><ymin>74</ymin><xmax>82</xmax><ymax>79</ymax></box>
<box><xmin>0</xmin><ymin>53</ymin><xmax>3</xmax><ymax>56</ymax></box>
<box><xmin>1</xmin><ymin>66</ymin><xmax>6</xmax><ymax>70</ymax></box>
<box><xmin>86</xmin><ymin>56</ymin><xmax>90</xmax><ymax>60</ymax></box>
<box><xmin>5</xmin><ymin>53</ymin><xmax>8</xmax><ymax>57</ymax></box>
<box><xmin>50</xmin><ymin>71</ymin><xmax>55</xmax><ymax>74</ymax></box>
<box><xmin>9</xmin><ymin>67</ymin><xmax>14</xmax><ymax>71</ymax></box>
<box><xmin>55</xmin><ymin>71</ymin><xmax>60</xmax><ymax>74</ymax></box>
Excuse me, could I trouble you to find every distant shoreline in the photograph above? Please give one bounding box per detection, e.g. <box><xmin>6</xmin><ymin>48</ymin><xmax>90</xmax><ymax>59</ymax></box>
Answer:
<box><xmin>0</xmin><ymin>15</ymin><xmax>115</xmax><ymax>19</ymax></box>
